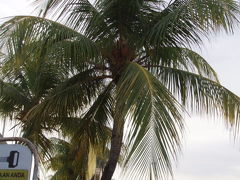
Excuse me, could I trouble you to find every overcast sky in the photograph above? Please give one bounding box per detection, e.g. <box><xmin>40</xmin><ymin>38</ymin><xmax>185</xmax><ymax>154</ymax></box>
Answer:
<box><xmin>0</xmin><ymin>1</ymin><xmax>240</xmax><ymax>180</ymax></box>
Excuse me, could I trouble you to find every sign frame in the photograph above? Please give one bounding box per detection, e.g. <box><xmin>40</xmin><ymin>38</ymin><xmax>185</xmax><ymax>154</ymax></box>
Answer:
<box><xmin>0</xmin><ymin>137</ymin><xmax>39</xmax><ymax>180</ymax></box>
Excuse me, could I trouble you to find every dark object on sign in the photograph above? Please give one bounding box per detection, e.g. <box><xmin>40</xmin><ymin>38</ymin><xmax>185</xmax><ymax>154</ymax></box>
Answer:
<box><xmin>0</xmin><ymin>151</ymin><xmax>19</xmax><ymax>168</ymax></box>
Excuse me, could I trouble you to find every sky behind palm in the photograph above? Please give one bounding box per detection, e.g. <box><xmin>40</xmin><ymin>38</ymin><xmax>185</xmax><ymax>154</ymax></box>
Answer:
<box><xmin>0</xmin><ymin>1</ymin><xmax>240</xmax><ymax>180</ymax></box>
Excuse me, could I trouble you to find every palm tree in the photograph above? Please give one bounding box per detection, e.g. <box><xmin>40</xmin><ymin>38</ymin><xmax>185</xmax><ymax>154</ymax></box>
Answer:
<box><xmin>0</xmin><ymin>27</ymin><xmax>67</xmax><ymax>152</ymax></box>
<box><xmin>46</xmin><ymin>135</ymin><xmax>109</xmax><ymax>180</ymax></box>
<box><xmin>1</xmin><ymin>0</ymin><xmax>240</xmax><ymax>180</ymax></box>
<box><xmin>46</xmin><ymin>137</ymin><xmax>95</xmax><ymax>180</ymax></box>
<box><xmin>45</xmin><ymin>111</ymin><xmax>111</xmax><ymax>180</ymax></box>
<box><xmin>0</xmin><ymin>23</ymin><xmax>109</xmax><ymax>179</ymax></box>
<box><xmin>0</xmin><ymin>23</ymin><xmax>111</xmax><ymax>177</ymax></box>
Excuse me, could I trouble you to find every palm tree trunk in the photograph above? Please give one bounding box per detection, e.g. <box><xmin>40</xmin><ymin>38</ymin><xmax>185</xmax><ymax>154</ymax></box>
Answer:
<box><xmin>101</xmin><ymin>117</ymin><xmax>124</xmax><ymax>180</ymax></box>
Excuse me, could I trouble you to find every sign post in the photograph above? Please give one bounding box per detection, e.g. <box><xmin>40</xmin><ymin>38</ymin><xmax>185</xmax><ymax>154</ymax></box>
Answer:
<box><xmin>0</xmin><ymin>137</ymin><xmax>39</xmax><ymax>180</ymax></box>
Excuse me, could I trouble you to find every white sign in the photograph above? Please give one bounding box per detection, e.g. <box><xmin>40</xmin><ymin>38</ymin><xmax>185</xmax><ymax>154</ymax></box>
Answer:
<box><xmin>0</xmin><ymin>144</ymin><xmax>32</xmax><ymax>180</ymax></box>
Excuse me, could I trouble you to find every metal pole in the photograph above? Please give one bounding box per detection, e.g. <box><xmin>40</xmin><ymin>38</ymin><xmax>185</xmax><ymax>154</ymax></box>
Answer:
<box><xmin>0</xmin><ymin>137</ymin><xmax>39</xmax><ymax>180</ymax></box>
<box><xmin>1</xmin><ymin>117</ymin><xmax>6</xmax><ymax>137</ymax></box>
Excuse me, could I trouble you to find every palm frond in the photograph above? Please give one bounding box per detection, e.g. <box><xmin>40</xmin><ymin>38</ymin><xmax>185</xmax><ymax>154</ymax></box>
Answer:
<box><xmin>156</xmin><ymin>66</ymin><xmax>240</xmax><ymax>129</ymax></box>
<box><xmin>46</xmin><ymin>137</ymin><xmax>103</xmax><ymax>180</ymax></box>
<box><xmin>21</xmin><ymin>122</ymin><xmax>54</xmax><ymax>160</ymax></box>
<box><xmin>24</xmin><ymin>69</ymin><xmax>109</xmax><ymax>127</ymax></box>
<box><xmin>70</xmin><ymin>81</ymin><xmax>114</xmax><ymax>145</ymax></box>
<box><xmin>0</xmin><ymin>16</ymin><xmax>100</xmax><ymax>68</ymax></box>
<box><xmin>0</xmin><ymin>80</ymin><xmax>30</xmax><ymax>113</ymax></box>
<box><xmin>146</xmin><ymin>0</ymin><xmax>240</xmax><ymax>47</ymax></box>
<box><xmin>116</xmin><ymin>62</ymin><xmax>184</xmax><ymax>180</ymax></box>
<box><xmin>143</xmin><ymin>47</ymin><xmax>218</xmax><ymax>81</ymax></box>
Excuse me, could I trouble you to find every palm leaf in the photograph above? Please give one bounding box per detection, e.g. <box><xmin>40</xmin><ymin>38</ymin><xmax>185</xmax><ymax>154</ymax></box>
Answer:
<box><xmin>21</xmin><ymin>124</ymin><xmax>54</xmax><ymax>160</ymax></box>
<box><xmin>0</xmin><ymin>80</ymin><xmax>30</xmax><ymax>113</ymax></box>
<box><xmin>24</xmin><ymin>69</ymin><xmax>109</xmax><ymax>128</ymax></box>
<box><xmin>70</xmin><ymin>81</ymin><xmax>114</xmax><ymax>145</ymax></box>
<box><xmin>156</xmin><ymin>66</ymin><xmax>240</xmax><ymax>128</ymax></box>
<box><xmin>0</xmin><ymin>16</ymin><xmax>100</xmax><ymax>68</ymax></box>
<box><xmin>116</xmin><ymin>62</ymin><xmax>184</xmax><ymax>180</ymax></box>
<box><xmin>143</xmin><ymin>47</ymin><xmax>219</xmax><ymax>81</ymax></box>
<box><xmin>145</xmin><ymin>0</ymin><xmax>240</xmax><ymax>47</ymax></box>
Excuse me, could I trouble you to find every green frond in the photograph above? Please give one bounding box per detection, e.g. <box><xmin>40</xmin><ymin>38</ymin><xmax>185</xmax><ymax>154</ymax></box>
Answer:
<box><xmin>33</xmin><ymin>0</ymin><xmax>114</xmax><ymax>44</ymax></box>
<box><xmin>157</xmin><ymin>66</ymin><xmax>240</xmax><ymax>129</ymax></box>
<box><xmin>70</xmin><ymin>81</ymin><xmax>114</xmax><ymax>145</ymax></box>
<box><xmin>21</xmin><ymin>122</ymin><xmax>54</xmax><ymax>160</ymax></box>
<box><xmin>146</xmin><ymin>0</ymin><xmax>240</xmax><ymax>47</ymax></box>
<box><xmin>0</xmin><ymin>48</ymin><xmax>69</xmax><ymax>156</ymax></box>
<box><xmin>116</xmin><ymin>62</ymin><xmax>184</xmax><ymax>180</ymax></box>
<box><xmin>24</xmin><ymin>62</ymin><xmax>65</xmax><ymax>98</ymax></box>
<box><xmin>46</xmin><ymin>136</ymin><xmax>105</xmax><ymax>180</ymax></box>
<box><xmin>143</xmin><ymin>47</ymin><xmax>219</xmax><ymax>81</ymax></box>
<box><xmin>0</xmin><ymin>51</ymin><xmax>66</xmax><ymax>115</ymax></box>
<box><xmin>0</xmin><ymin>80</ymin><xmax>30</xmax><ymax>113</ymax></box>
<box><xmin>24</xmin><ymin>69</ymin><xmax>108</xmax><ymax>128</ymax></box>
<box><xmin>34</xmin><ymin>0</ymin><xmax>97</xmax><ymax>19</ymax></box>
<box><xmin>0</xmin><ymin>16</ymin><xmax>100</xmax><ymax>68</ymax></box>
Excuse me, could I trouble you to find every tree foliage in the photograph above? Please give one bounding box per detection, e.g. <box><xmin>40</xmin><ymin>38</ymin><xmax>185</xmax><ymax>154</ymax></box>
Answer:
<box><xmin>1</xmin><ymin>0</ymin><xmax>240</xmax><ymax>179</ymax></box>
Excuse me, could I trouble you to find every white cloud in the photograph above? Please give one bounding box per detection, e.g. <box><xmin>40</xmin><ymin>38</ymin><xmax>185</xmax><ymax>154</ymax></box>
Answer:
<box><xmin>195</xmin><ymin>31</ymin><xmax>240</xmax><ymax>95</ymax></box>
<box><xmin>174</xmin><ymin>117</ymin><xmax>240</xmax><ymax>180</ymax></box>
<box><xmin>176</xmin><ymin>173</ymin><xmax>240</xmax><ymax>180</ymax></box>
<box><xmin>0</xmin><ymin>0</ymin><xmax>32</xmax><ymax>18</ymax></box>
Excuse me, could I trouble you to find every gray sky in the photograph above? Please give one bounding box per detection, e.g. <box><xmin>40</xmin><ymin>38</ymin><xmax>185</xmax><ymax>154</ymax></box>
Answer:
<box><xmin>0</xmin><ymin>1</ymin><xmax>240</xmax><ymax>180</ymax></box>
<box><xmin>174</xmin><ymin>29</ymin><xmax>240</xmax><ymax>180</ymax></box>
